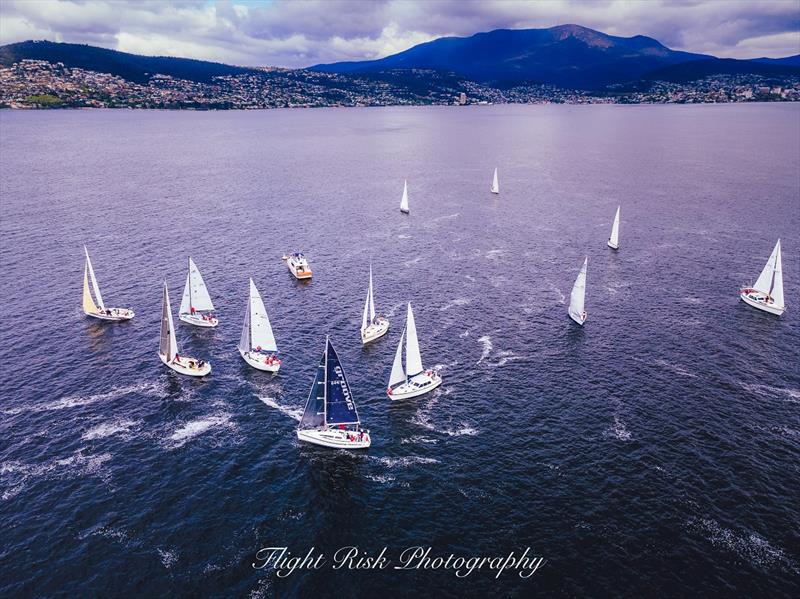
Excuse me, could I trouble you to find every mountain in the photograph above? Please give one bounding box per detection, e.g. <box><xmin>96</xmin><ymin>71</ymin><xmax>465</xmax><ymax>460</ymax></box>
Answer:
<box><xmin>643</xmin><ymin>57</ymin><xmax>800</xmax><ymax>83</ymax></box>
<box><xmin>311</xmin><ymin>24</ymin><xmax>713</xmax><ymax>89</ymax></box>
<box><xmin>752</xmin><ymin>54</ymin><xmax>800</xmax><ymax>67</ymax></box>
<box><xmin>0</xmin><ymin>40</ymin><xmax>253</xmax><ymax>84</ymax></box>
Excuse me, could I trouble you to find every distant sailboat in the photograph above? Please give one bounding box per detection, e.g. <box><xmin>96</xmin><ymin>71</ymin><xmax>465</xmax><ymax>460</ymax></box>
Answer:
<box><xmin>400</xmin><ymin>180</ymin><xmax>409</xmax><ymax>214</ymax></box>
<box><xmin>740</xmin><ymin>239</ymin><xmax>786</xmax><ymax>316</ymax></box>
<box><xmin>387</xmin><ymin>302</ymin><xmax>441</xmax><ymax>400</ymax></box>
<box><xmin>297</xmin><ymin>337</ymin><xmax>371</xmax><ymax>449</ymax></box>
<box><xmin>491</xmin><ymin>167</ymin><xmax>499</xmax><ymax>194</ymax></box>
<box><xmin>568</xmin><ymin>257</ymin><xmax>588</xmax><ymax>325</ymax></box>
<box><xmin>361</xmin><ymin>265</ymin><xmax>389</xmax><ymax>344</ymax></box>
<box><xmin>159</xmin><ymin>281</ymin><xmax>211</xmax><ymax>377</ymax></box>
<box><xmin>607</xmin><ymin>206</ymin><xmax>620</xmax><ymax>250</ymax></box>
<box><xmin>82</xmin><ymin>245</ymin><xmax>134</xmax><ymax>321</ymax></box>
<box><xmin>179</xmin><ymin>257</ymin><xmax>218</xmax><ymax>327</ymax></box>
<box><xmin>238</xmin><ymin>278</ymin><xmax>281</xmax><ymax>371</ymax></box>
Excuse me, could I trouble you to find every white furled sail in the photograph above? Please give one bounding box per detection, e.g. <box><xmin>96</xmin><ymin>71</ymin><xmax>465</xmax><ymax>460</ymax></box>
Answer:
<box><xmin>404</xmin><ymin>302</ymin><xmax>423</xmax><ymax>377</ymax></box>
<box><xmin>608</xmin><ymin>206</ymin><xmax>620</xmax><ymax>249</ymax></box>
<box><xmin>569</xmin><ymin>257</ymin><xmax>588</xmax><ymax>322</ymax></box>
<box><xmin>491</xmin><ymin>167</ymin><xmax>499</xmax><ymax>194</ymax></box>
<box><xmin>159</xmin><ymin>281</ymin><xmax>179</xmax><ymax>362</ymax></box>
<box><xmin>368</xmin><ymin>265</ymin><xmax>376</xmax><ymax>322</ymax></box>
<box><xmin>84</xmin><ymin>246</ymin><xmax>105</xmax><ymax>311</ymax></box>
<box><xmin>400</xmin><ymin>180</ymin><xmax>409</xmax><ymax>213</ymax></box>
<box><xmin>753</xmin><ymin>239</ymin><xmax>784</xmax><ymax>308</ymax></box>
<box><xmin>248</xmin><ymin>278</ymin><xmax>278</xmax><ymax>352</ymax></box>
<box><xmin>389</xmin><ymin>329</ymin><xmax>406</xmax><ymax>387</ymax></box>
<box><xmin>361</xmin><ymin>284</ymin><xmax>371</xmax><ymax>332</ymax></box>
<box><xmin>180</xmin><ymin>257</ymin><xmax>214</xmax><ymax>314</ymax></box>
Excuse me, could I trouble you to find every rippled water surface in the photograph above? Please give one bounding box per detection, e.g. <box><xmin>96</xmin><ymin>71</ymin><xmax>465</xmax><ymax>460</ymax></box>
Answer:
<box><xmin>1</xmin><ymin>104</ymin><xmax>798</xmax><ymax>597</ymax></box>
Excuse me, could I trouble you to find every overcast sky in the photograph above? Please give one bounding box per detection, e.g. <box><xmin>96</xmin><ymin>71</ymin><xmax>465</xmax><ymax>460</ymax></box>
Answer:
<box><xmin>1</xmin><ymin>0</ymin><xmax>798</xmax><ymax>67</ymax></box>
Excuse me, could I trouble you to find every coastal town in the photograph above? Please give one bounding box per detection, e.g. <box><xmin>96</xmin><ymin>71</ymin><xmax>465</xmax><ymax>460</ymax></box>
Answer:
<box><xmin>1</xmin><ymin>58</ymin><xmax>798</xmax><ymax>109</ymax></box>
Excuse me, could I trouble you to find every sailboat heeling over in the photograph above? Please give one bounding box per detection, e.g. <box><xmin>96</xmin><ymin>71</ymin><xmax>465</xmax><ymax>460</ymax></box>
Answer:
<box><xmin>570</xmin><ymin>258</ymin><xmax>587</xmax><ymax>317</ymax></box>
<box><xmin>389</xmin><ymin>329</ymin><xmax>406</xmax><ymax>387</ymax></box>
<box><xmin>159</xmin><ymin>282</ymin><xmax>178</xmax><ymax>361</ymax></box>
<box><xmin>404</xmin><ymin>303</ymin><xmax>423</xmax><ymax>377</ymax></box>
<box><xmin>299</xmin><ymin>353</ymin><xmax>326</xmax><ymax>429</ymax></box>
<box><xmin>752</xmin><ymin>239</ymin><xmax>784</xmax><ymax>307</ymax></box>
<box><xmin>180</xmin><ymin>257</ymin><xmax>214</xmax><ymax>313</ymax></box>
<box><xmin>325</xmin><ymin>341</ymin><xmax>360</xmax><ymax>425</ymax></box>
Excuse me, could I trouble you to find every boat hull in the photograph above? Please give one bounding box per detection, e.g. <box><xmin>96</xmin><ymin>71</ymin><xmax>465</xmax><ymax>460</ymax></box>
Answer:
<box><xmin>400</xmin><ymin>208</ymin><xmax>409</xmax><ymax>214</ymax></box>
<box><xmin>739</xmin><ymin>289</ymin><xmax>785</xmax><ymax>316</ymax></box>
<box><xmin>239</xmin><ymin>348</ymin><xmax>281</xmax><ymax>372</ymax></box>
<box><xmin>388</xmin><ymin>372</ymin><xmax>442</xmax><ymax>401</ymax></box>
<box><xmin>568</xmin><ymin>309</ymin><xmax>587</xmax><ymax>326</ymax></box>
<box><xmin>296</xmin><ymin>428</ymin><xmax>371</xmax><ymax>449</ymax></box>
<box><xmin>85</xmin><ymin>308</ymin><xmax>135</xmax><ymax>322</ymax></box>
<box><xmin>607</xmin><ymin>240</ymin><xmax>619</xmax><ymax>250</ymax></box>
<box><xmin>179</xmin><ymin>313</ymin><xmax>218</xmax><ymax>328</ymax></box>
<box><xmin>361</xmin><ymin>319</ymin><xmax>389</xmax><ymax>345</ymax></box>
<box><xmin>159</xmin><ymin>353</ymin><xmax>211</xmax><ymax>377</ymax></box>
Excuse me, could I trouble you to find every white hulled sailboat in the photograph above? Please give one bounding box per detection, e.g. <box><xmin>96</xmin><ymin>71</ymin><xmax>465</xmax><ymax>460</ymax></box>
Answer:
<box><xmin>297</xmin><ymin>337</ymin><xmax>371</xmax><ymax>449</ymax></box>
<box><xmin>159</xmin><ymin>281</ymin><xmax>211</xmax><ymax>377</ymax></box>
<box><xmin>82</xmin><ymin>246</ymin><xmax>134</xmax><ymax>321</ymax></box>
<box><xmin>387</xmin><ymin>302</ymin><xmax>441</xmax><ymax>400</ymax></box>
<box><xmin>238</xmin><ymin>278</ymin><xmax>281</xmax><ymax>371</ymax></box>
<box><xmin>179</xmin><ymin>257</ymin><xmax>218</xmax><ymax>327</ymax></box>
<box><xmin>400</xmin><ymin>180</ymin><xmax>409</xmax><ymax>214</ymax></box>
<box><xmin>740</xmin><ymin>239</ymin><xmax>786</xmax><ymax>316</ymax></box>
<box><xmin>491</xmin><ymin>167</ymin><xmax>499</xmax><ymax>194</ymax></box>
<box><xmin>361</xmin><ymin>265</ymin><xmax>389</xmax><ymax>344</ymax></box>
<box><xmin>568</xmin><ymin>257</ymin><xmax>588</xmax><ymax>325</ymax></box>
<box><xmin>607</xmin><ymin>206</ymin><xmax>620</xmax><ymax>250</ymax></box>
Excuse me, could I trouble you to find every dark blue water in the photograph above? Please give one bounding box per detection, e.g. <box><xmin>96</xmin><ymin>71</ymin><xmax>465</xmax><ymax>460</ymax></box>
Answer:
<box><xmin>1</xmin><ymin>104</ymin><xmax>798</xmax><ymax>598</ymax></box>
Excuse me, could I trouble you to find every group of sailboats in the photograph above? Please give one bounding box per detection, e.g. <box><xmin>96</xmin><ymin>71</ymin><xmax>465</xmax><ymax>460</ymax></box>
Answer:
<box><xmin>398</xmin><ymin>168</ymin><xmax>500</xmax><ymax>214</ymax></box>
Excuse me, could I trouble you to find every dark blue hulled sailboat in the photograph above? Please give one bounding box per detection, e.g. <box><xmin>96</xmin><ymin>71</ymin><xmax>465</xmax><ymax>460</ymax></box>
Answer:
<box><xmin>297</xmin><ymin>337</ymin><xmax>371</xmax><ymax>449</ymax></box>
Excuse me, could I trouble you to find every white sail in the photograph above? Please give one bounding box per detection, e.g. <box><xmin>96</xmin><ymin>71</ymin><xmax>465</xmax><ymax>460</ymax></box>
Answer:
<box><xmin>368</xmin><ymin>265</ymin><xmax>376</xmax><ymax>322</ymax></box>
<box><xmin>180</xmin><ymin>257</ymin><xmax>214</xmax><ymax>314</ymax></box>
<box><xmin>569</xmin><ymin>257</ymin><xmax>587</xmax><ymax>318</ymax></box>
<box><xmin>753</xmin><ymin>239</ymin><xmax>784</xmax><ymax>307</ymax></box>
<box><xmin>361</xmin><ymin>284</ymin><xmax>371</xmax><ymax>331</ymax></box>
<box><xmin>400</xmin><ymin>180</ymin><xmax>409</xmax><ymax>212</ymax></box>
<box><xmin>239</xmin><ymin>295</ymin><xmax>251</xmax><ymax>354</ymax></box>
<box><xmin>248</xmin><ymin>278</ymin><xmax>278</xmax><ymax>352</ymax></box>
<box><xmin>160</xmin><ymin>282</ymin><xmax>178</xmax><ymax>361</ymax></box>
<box><xmin>84</xmin><ymin>246</ymin><xmax>105</xmax><ymax>310</ymax></box>
<box><xmin>389</xmin><ymin>329</ymin><xmax>406</xmax><ymax>387</ymax></box>
<box><xmin>404</xmin><ymin>302</ymin><xmax>423</xmax><ymax>377</ymax></box>
<box><xmin>491</xmin><ymin>167</ymin><xmax>499</xmax><ymax>194</ymax></box>
<box><xmin>609</xmin><ymin>206</ymin><xmax>620</xmax><ymax>248</ymax></box>
<box><xmin>82</xmin><ymin>263</ymin><xmax>98</xmax><ymax>314</ymax></box>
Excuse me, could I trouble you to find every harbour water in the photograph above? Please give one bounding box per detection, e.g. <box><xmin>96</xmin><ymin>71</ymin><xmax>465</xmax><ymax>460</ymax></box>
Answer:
<box><xmin>0</xmin><ymin>104</ymin><xmax>798</xmax><ymax>597</ymax></box>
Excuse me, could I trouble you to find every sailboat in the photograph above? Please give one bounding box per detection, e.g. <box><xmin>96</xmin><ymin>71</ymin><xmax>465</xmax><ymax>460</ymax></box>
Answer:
<box><xmin>297</xmin><ymin>337</ymin><xmax>371</xmax><ymax>449</ymax></box>
<box><xmin>607</xmin><ymin>206</ymin><xmax>620</xmax><ymax>250</ymax></box>
<box><xmin>159</xmin><ymin>281</ymin><xmax>211</xmax><ymax>377</ymax></box>
<box><xmin>491</xmin><ymin>167</ymin><xmax>499</xmax><ymax>194</ymax></box>
<box><xmin>179</xmin><ymin>257</ymin><xmax>218</xmax><ymax>327</ymax></box>
<box><xmin>82</xmin><ymin>245</ymin><xmax>134</xmax><ymax>321</ymax></box>
<box><xmin>238</xmin><ymin>278</ymin><xmax>281</xmax><ymax>371</ymax></box>
<box><xmin>568</xmin><ymin>257</ymin><xmax>588</xmax><ymax>325</ymax></box>
<box><xmin>361</xmin><ymin>265</ymin><xmax>389</xmax><ymax>344</ymax></box>
<box><xmin>400</xmin><ymin>180</ymin><xmax>409</xmax><ymax>214</ymax></box>
<box><xmin>387</xmin><ymin>302</ymin><xmax>441</xmax><ymax>400</ymax></box>
<box><xmin>740</xmin><ymin>239</ymin><xmax>786</xmax><ymax>316</ymax></box>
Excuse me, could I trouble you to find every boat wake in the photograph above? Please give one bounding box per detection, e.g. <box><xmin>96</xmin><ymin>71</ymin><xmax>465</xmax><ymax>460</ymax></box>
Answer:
<box><xmin>477</xmin><ymin>335</ymin><xmax>493</xmax><ymax>363</ymax></box>
<box><xmin>1</xmin><ymin>449</ymin><xmax>113</xmax><ymax>500</ymax></box>
<box><xmin>739</xmin><ymin>382</ymin><xmax>800</xmax><ymax>403</ymax></box>
<box><xmin>2</xmin><ymin>382</ymin><xmax>165</xmax><ymax>416</ymax></box>
<box><xmin>258</xmin><ymin>396</ymin><xmax>303</xmax><ymax>421</ymax></box>
<box><xmin>608</xmin><ymin>415</ymin><xmax>632</xmax><ymax>441</ymax></box>
<box><xmin>82</xmin><ymin>418</ymin><xmax>142</xmax><ymax>441</ymax></box>
<box><xmin>370</xmin><ymin>455</ymin><xmax>440</xmax><ymax>468</ymax></box>
<box><xmin>652</xmin><ymin>358</ymin><xmax>697</xmax><ymax>379</ymax></box>
<box><xmin>165</xmin><ymin>413</ymin><xmax>236</xmax><ymax>449</ymax></box>
<box><xmin>550</xmin><ymin>284</ymin><xmax>566</xmax><ymax>304</ymax></box>
<box><xmin>440</xmin><ymin>297</ymin><xmax>472</xmax><ymax>311</ymax></box>
<box><xmin>400</xmin><ymin>435</ymin><xmax>438</xmax><ymax>445</ymax></box>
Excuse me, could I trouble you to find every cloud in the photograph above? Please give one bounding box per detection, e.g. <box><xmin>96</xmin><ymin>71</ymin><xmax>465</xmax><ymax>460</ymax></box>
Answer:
<box><xmin>0</xmin><ymin>0</ymin><xmax>797</xmax><ymax>67</ymax></box>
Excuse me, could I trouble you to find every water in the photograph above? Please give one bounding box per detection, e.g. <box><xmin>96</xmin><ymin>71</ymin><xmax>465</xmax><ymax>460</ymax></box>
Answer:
<box><xmin>1</xmin><ymin>104</ymin><xmax>798</xmax><ymax>597</ymax></box>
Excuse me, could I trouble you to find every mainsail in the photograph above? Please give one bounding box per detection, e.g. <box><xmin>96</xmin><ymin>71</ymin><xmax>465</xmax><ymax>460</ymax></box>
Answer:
<box><xmin>491</xmin><ymin>167</ymin><xmax>499</xmax><ymax>194</ymax></box>
<box><xmin>389</xmin><ymin>329</ymin><xmax>406</xmax><ymax>387</ymax></box>
<box><xmin>83</xmin><ymin>246</ymin><xmax>105</xmax><ymax>312</ymax></box>
<box><xmin>752</xmin><ymin>239</ymin><xmax>784</xmax><ymax>307</ymax></box>
<box><xmin>609</xmin><ymin>206</ymin><xmax>620</xmax><ymax>248</ymax></box>
<box><xmin>404</xmin><ymin>302</ymin><xmax>423</xmax><ymax>377</ymax></box>
<box><xmin>299</xmin><ymin>338</ymin><xmax>359</xmax><ymax>429</ymax></box>
<box><xmin>180</xmin><ymin>257</ymin><xmax>214</xmax><ymax>314</ymax></box>
<box><xmin>299</xmin><ymin>352</ymin><xmax>326</xmax><ymax>430</ymax></box>
<box><xmin>83</xmin><ymin>264</ymin><xmax>98</xmax><ymax>314</ymax></box>
<box><xmin>249</xmin><ymin>278</ymin><xmax>277</xmax><ymax>352</ymax></box>
<box><xmin>368</xmin><ymin>265</ymin><xmax>376</xmax><ymax>323</ymax></box>
<box><xmin>400</xmin><ymin>180</ymin><xmax>409</xmax><ymax>212</ymax></box>
<box><xmin>569</xmin><ymin>257</ymin><xmax>588</xmax><ymax>319</ymax></box>
<box><xmin>159</xmin><ymin>282</ymin><xmax>178</xmax><ymax>361</ymax></box>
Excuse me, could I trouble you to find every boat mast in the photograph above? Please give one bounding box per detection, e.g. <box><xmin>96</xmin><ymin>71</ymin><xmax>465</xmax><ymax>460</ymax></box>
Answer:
<box><xmin>323</xmin><ymin>336</ymin><xmax>329</xmax><ymax>427</ymax></box>
<box><xmin>188</xmin><ymin>257</ymin><xmax>193</xmax><ymax>311</ymax></box>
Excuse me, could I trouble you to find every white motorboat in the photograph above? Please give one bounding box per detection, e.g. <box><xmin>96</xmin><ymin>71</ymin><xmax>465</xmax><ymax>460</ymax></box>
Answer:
<box><xmin>159</xmin><ymin>281</ymin><xmax>211</xmax><ymax>377</ymax></box>
<box><xmin>491</xmin><ymin>167</ymin><xmax>499</xmax><ymax>194</ymax></box>
<box><xmin>178</xmin><ymin>257</ymin><xmax>218</xmax><ymax>327</ymax></box>
<box><xmin>296</xmin><ymin>337</ymin><xmax>371</xmax><ymax>449</ymax></box>
<box><xmin>361</xmin><ymin>265</ymin><xmax>389</xmax><ymax>344</ymax></box>
<box><xmin>238</xmin><ymin>278</ymin><xmax>281</xmax><ymax>372</ymax></box>
<box><xmin>283</xmin><ymin>252</ymin><xmax>312</xmax><ymax>280</ymax></box>
<box><xmin>568</xmin><ymin>257</ymin><xmax>588</xmax><ymax>326</ymax></box>
<box><xmin>387</xmin><ymin>302</ymin><xmax>442</xmax><ymax>400</ymax></box>
<box><xmin>607</xmin><ymin>206</ymin><xmax>620</xmax><ymax>250</ymax></box>
<box><xmin>82</xmin><ymin>246</ymin><xmax>134</xmax><ymax>321</ymax></box>
<box><xmin>400</xmin><ymin>180</ymin><xmax>409</xmax><ymax>214</ymax></box>
<box><xmin>740</xmin><ymin>239</ymin><xmax>786</xmax><ymax>316</ymax></box>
